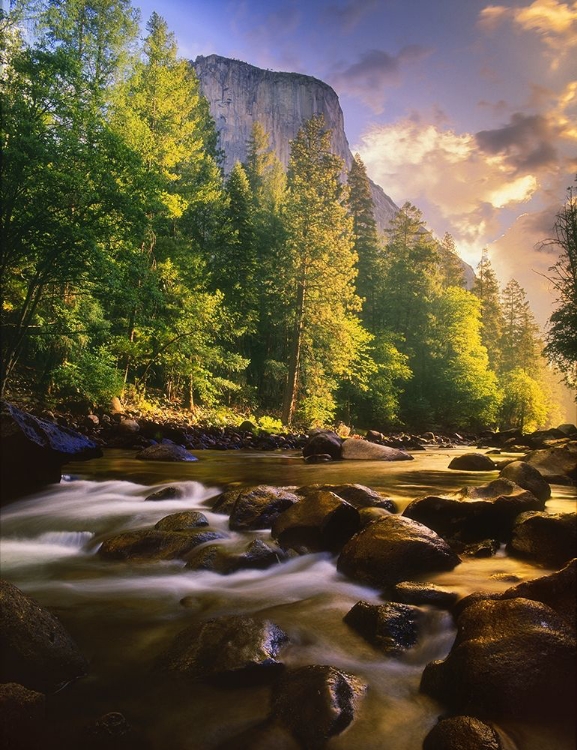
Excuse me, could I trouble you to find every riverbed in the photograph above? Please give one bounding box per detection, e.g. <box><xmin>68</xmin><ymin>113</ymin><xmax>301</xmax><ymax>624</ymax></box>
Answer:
<box><xmin>1</xmin><ymin>448</ymin><xmax>575</xmax><ymax>749</ymax></box>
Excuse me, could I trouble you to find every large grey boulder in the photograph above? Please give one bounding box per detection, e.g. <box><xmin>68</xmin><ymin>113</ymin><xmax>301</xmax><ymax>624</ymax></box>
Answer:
<box><xmin>159</xmin><ymin>615</ymin><xmax>288</xmax><ymax>684</ymax></box>
<box><xmin>0</xmin><ymin>401</ymin><xmax>102</xmax><ymax>502</ymax></box>
<box><xmin>0</xmin><ymin>580</ymin><xmax>88</xmax><ymax>693</ymax></box>
<box><xmin>421</xmin><ymin>597</ymin><xmax>576</xmax><ymax>720</ymax></box>
<box><xmin>403</xmin><ymin>478</ymin><xmax>544</xmax><ymax>543</ymax></box>
<box><xmin>341</xmin><ymin>438</ymin><xmax>413</xmax><ymax>461</ymax></box>
<box><xmin>337</xmin><ymin>515</ymin><xmax>460</xmax><ymax>590</ymax></box>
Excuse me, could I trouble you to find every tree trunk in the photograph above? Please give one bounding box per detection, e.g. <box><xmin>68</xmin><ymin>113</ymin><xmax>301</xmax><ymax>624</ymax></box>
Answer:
<box><xmin>282</xmin><ymin>278</ymin><xmax>305</xmax><ymax>425</ymax></box>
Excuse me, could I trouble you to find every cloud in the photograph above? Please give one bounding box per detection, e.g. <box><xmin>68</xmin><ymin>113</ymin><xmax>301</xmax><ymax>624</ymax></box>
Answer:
<box><xmin>476</xmin><ymin>113</ymin><xmax>560</xmax><ymax>171</ymax></box>
<box><xmin>330</xmin><ymin>46</ymin><xmax>432</xmax><ymax>112</ymax></box>
<box><xmin>479</xmin><ymin>0</ymin><xmax>577</xmax><ymax>69</ymax></box>
<box><xmin>322</xmin><ymin>0</ymin><xmax>379</xmax><ymax>32</ymax></box>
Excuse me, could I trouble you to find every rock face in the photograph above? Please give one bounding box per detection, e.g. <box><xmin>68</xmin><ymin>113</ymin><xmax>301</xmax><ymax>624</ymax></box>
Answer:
<box><xmin>193</xmin><ymin>54</ymin><xmax>398</xmax><ymax>231</ymax></box>
<box><xmin>0</xmin><ymin>580</ymin><xmax>88</xmax><ymax>693</ymax></box>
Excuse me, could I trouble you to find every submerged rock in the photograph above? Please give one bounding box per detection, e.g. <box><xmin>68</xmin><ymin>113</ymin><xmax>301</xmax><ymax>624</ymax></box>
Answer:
<box><xmin>0</xmin><ymin>580</ymin><xmax>88</xmax><ymax>693</ymax></box>
<box><xmin>271</xmin><ymin>665</ymin><xmax>366</xmax><ymax>748</ymax></box>
<box><xmin>185</xmin><ymin>539</ymin><xmax>287</xmax><ymax>574</ymax></box>
<box><xmin>159</xmin><ymin>615</ymin><xmax>289</xmax><ymax>684</ymax></box>
<box><xmin>392</xmin><ymin>581</ymin><xmax>459</xmax><ymax>609</ymax></box>
<box><xmin>145</xmin><ymin>486</ymin><xmax>186</xmax><ymax>501</ymax></box>
<box><xmin>337</xmin><ymin>514</ymin><xmax>460</xmax><ymax>589</ymax></box>
<box><xmin>421</xmin><ymin>597</ymin><xmax>577</xmax><ymax>720</ymax></box>
<box><xmin>135</xmin><ymin>443</ymin><xmax>197</xmax><ymax>461</ymax></box>
<box><xmin>154</xmin><ymin>511</ymin><xmax>209</xmax><ymax>531</ymax></box>
<box><xmin>343</xmin><ymin>600</ymin><xmax>422</xmax><ymax>653</ymax></box>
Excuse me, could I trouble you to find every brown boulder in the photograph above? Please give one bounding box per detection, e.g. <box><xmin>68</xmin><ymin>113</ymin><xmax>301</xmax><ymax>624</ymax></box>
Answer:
<box><xmin>423</xmin><ymin>716</ymin><xmax>503</xmax><ymax>750</ymax></box>
<box><xmin>340</xmin><ymin>438</ymin><xmax>413</xmax><ymax>461</ymax></box>
<box><xmin>98</xmin><ymin>529</ymin><xmax>227</xmax><ymax>562</ymax></box>
<box><xmin>343</xmin><ymin>600</ymin><xmax>422</xmax><ymax>653</ymax></box>
<box><xmin>499</xmin><ymin>460</ymin><xmax>551</xmax><ymax>501</ymax></box>
<box><xmin>524</xmin><ymin>441</ymin><xmax>577</xmax><ymax>484</ymax></box>
<box><xmin>508</xmin><ymin>511</ymin><xmax>576</xmax><ymax>567</ymax></box>
<box><xmin>228</xmin><ymin>485</ymin><xmax>300</xmax><ymax>531</ymax></box>
<box><xmin>448</xmin><ymin>453</ymin><xmax>497</xmax><ymax>471</ymax></box>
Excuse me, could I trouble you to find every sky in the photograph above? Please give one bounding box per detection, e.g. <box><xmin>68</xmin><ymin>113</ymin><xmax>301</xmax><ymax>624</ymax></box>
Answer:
<box><xmin>133</xmin><ymin>0</ymin><xmax>577</xmax><ymax>327</ymax></box>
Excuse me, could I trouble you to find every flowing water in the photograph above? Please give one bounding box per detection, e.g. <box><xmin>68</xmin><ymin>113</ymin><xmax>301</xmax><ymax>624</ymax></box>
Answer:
<box><xmin>1</xmin><ymin>448</ymin><xmax>575</xmax><ymax>749</ymax></box>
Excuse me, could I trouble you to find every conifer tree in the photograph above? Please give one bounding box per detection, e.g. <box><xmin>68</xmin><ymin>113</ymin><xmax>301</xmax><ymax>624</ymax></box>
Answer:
<box><xmin>472</xmin><ymin>249</ymin><xmax>505</xmax><ymax>373</ymax></box>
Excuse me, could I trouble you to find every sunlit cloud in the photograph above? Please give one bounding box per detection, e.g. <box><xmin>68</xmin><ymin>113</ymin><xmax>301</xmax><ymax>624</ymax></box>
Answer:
<box><xmin>479</xmin><ymin>0</ymin><xmax>577</xmax><ymax>69</ymax></box>
<box><xmin>488</xmin><ymin>176</ymin><xmax>538</xmax><ymax>207</ymax></box>
<box><xmin>329</xmin><ymin>46</ymin><xmax>432</xmax><ymax>112</ymax></box>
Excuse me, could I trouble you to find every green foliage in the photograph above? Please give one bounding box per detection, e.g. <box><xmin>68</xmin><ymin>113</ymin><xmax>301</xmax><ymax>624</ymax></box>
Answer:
<box><xmin>499</xmin><ymin>368</ymin><xmax>548</xmax><ymax>432</ymax></box>
<box><xmin>52</xmin><ymin>347</ymin><xmax>123</xmax><ymax>405</ymax></box>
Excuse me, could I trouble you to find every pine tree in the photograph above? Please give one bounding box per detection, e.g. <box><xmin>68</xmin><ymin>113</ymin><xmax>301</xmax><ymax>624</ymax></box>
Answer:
<box><xmin>472</xmin><ymin>249</ymin><xmax>505</xmax><ymax>373</ymax></box>
<box><xmin>439</xmin><ymin>232</ymin><xmax>466</xmax><ymax>288</ymax></box>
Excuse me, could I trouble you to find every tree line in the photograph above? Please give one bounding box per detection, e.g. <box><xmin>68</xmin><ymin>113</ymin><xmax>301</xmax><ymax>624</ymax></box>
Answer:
<box><xmin>1</xmin><ymin>0</ymin><xmax>573</xmax><ymax>431</ymax></box>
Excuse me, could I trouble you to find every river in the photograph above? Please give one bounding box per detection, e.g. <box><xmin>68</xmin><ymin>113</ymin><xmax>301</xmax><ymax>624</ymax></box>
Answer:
<box><xmin>1</xmin><ymin>448</ymin><xmax>575</xmax><ymax>749</ymax></box>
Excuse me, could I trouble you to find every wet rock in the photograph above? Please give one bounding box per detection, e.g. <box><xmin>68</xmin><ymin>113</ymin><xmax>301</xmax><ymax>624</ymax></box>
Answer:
<box><xmin>403</xmin><ymin>478</ymin><xmax>544</xmax><ymax>543</ymax></box>
<box><xmin>271</xmin><ymin>490</ymin><xmax>360</xmax><ymax>553</ymax></box>
<box><xmin>343</xmin><ymin>600</ymin><xmax>422</xmax><ymax>653</ymax></box>
<box><xmin>238</xmin><ymin>420</ymin><xmax>256</xmax><ymax>432</ymax></box>
<box><xmin>0</xmin><ymin>401</ymin><xmax>102</xmax><ymax>502</ymax></box>
<box><xmin>0</xmin><ymin>580</ymin><xmax>88</xmax><ymax>693</ymax></box>
<box><xmin>117</xmin><ymin>418</ymin><xmax>140</xmax><ymax>434</ymax></box>
<box><xmin>302</xmin><ymin>431</ymin><xmax>342</xmax><ymax>460</ymax></box>
<box><xmin>228</xmin><ymin>485</ymin><xmax>300</xmax><ymax>531</ymax></box>
<box><xmin>499</xmin><ymin>460</ymin><xmax>551</xmax><ymax>501</ymax></box>
<box><xmin>304</xmin><ymin>453</ymin><xmax>333</xmax><ymax>463</ymax></box>
<box><xmin>392</xmin><ymin>581</ymin><xmax>459</xmax><ymax>609</ymax></box>
<box><xmin>524</xmin><ymin>441</ymin><xmax>577</xmax><ymax>484</ymax></box>
<box><xmin>300</xmin><ymin>483</ymin><xmax>396</xmax><ymax>511</ymax></box>
<box><xmin>557</xmin><ymin>423</ymin><xmax>577</xmax><ymax>436</ymax></box>
<box><xmin>271</xmin><ymin>665</ymin><xmax>366</xmax><ymax>748</ymax></box>
<box><xmin>421</xmin><ymin>597</ymin><xmax>577</xmax><ymax>720</ymax></box>
<box><xmin>448</xmin><ymin>453</ymin><xmax>497</xmax><ymax>471</ymax></box>
<box><xmin>135</xmin><ymin>443</ymin><xmax>197</xmax><ymax>461</ymax></box>
<box><xmin>98</xmin><ymin>529</ymin><xmax>227</xmax><ymax>562</ymax></box>
<box><xmin>423</xmin><ymin>716</ymin><xmax>503</xmax><ymax>750</ymax></box>
<box><xmin>460</xmin><ymin>538</ymin><xmax>500</xmax><ymax>557</ymax></box>
<box><xmin>358</xmin><ymin>506</ymin><xmax>392</xmax><ymax>527</ymax></box>
<box><xmin>85</xmin><ymin>711</ymin><xmax>132</xmax><ymax>739</ymax></box>
<box><xmin>340</xmin><ymin>438</ymin><xmax>413</xmax><ymax>461</ymax></box>
<box><xmin>0</xmin><ymin>682</ymin><xmax>45</xmax><ymax>750</ymax></box>
<box><xmin>159</xmin><ymin>615</ymin><xmax>288</xmax><ymax>684</ymax></box>
<box><xmin>337</xmin><ymin>515</ymin><xmax>460</xmax><ymax>590</ymax></box>
<box><xmin>145</xmin><ymin>486</ymin><xmax>186</xmax><ymax>501</ymax></box>
<box><xmin>186</xmin><ymin>539</ymin><xmax>287</xmax><ymax>574</ymax></box>
<box><xmin>508</xmin><ymin>511</ymin><xmax>577</xmax><ymax>567</ymax></box>
<box><xmin>154</xmin><ymin>511</ymin><xmax>209</xmax><ymax>531</ymax></box>
<box><xmin>212</xmin><ymin>486</ymin><xmax>244</xmax><ymax>514</ymax></box>
<box><xmin>501</xmin><ymin>558</ymin><xmax>576</xmax><ymax>629</ymax></box>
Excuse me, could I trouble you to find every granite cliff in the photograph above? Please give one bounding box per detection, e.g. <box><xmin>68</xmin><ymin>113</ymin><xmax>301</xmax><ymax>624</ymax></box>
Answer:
<box><xmin>193</xmin><ymin>54</ymin><xmax>398</xmax><ymax>231</ymax></box>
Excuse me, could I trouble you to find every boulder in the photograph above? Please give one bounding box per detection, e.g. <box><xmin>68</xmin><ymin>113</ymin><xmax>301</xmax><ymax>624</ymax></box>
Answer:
<box><xmin>448</xmin><ymin>453</ymin><xmax>497</xmax><ymax>471</ymax></box>
<box><xmin>186</xmin><ymin>539</ymin><xmax>287</xmax><ymax>574</ymax></box>
<box><xmin>84</xmin><ymin>711</ymin><xmax>132</xmax><ymax>741</ymax></box>
<box><xmin>0</xmin><ymin>401</ymin><xmax>102</xmax><ymax>502</ymax></box>
<box><xmin>343</xmin><ymin>600</ymin><xmax>422</xmax><ymax>653</ymax></box>
<box><xmin>135</xmin><ymin>443</ymin><xmax>197</xmax><ymax>461</ymax></box>
<box><xmin>154</xmin><ymin>511</ymin><xmax>209</xmax><ymax>531</ymax></box>
<box><xmin>145</xmin><ymin>486</ymin><xmax>186</xmax><ymax>501</ymax></box>
<box><xmin>508</xmin><ymin>511</ymin><xmax>577</xmax><ymax>567</ymax></box>
<box><xmin>228</xmin><ymin>485</ymin><xmax>300</xmax><ymax>531</ymax></box>
<box><xmin>299</xmin><ymin>483</ymin><xmax>396</xmax><ymax>511</ymax></box>
<box><xmin>340</xmin><ymin>438</ymin><xmax>413</xmax><ymax>461</ymax></box>
<box><xmin>337</xmin><ymin>515</ymin><xmax>460</xmax><ymax>590</ymax></box>
<box><xmin>501</xmin><ymin>558</ymin><xmax>576</xmax><ymax>629</ymax></box>
<box><xmin>271</xmin><ymin>665</ymin><xmax>366</xmax><ymax>747</ymax></box>
<box><xmin>0</xmin><ymin>580</ymin><xmax>88</xmax><ymax>692</ymax></box>
<box><xmin>557</xmin><ymin>423</ymin><xmax>577</xmax><ymax>436</ymax></box>
<box><xmin>358</xmin><ymin>506</ymin><xmax>392</xmax><ymax>527</ymax></box>
<box><xmin>271</xmin><ymin>490</ymin><xmax>360</xmax><ymax>553</ymax></box>
<box><xmin>212</xmin><ymin>486</ymin><xmax>245</xmax><ymax>514</ymax></box>
<box><xmin>423</xmin><ymin>716</ymin><xmax>503</xmax><ymax>750</ymax></box>
<box><xmin>499</xmin><ymin>460</ymin><xmax>551</xmax><ymax>501</ymax></box>
<box><xmin>392</xmin><ymin>581</ymin><xmax>459</xmax><ymax>609</ymax></box>
<box><xmin>159</xmin><ymin>615</ymin><xmax>288</xmax><ymax>684</ymax></box>
<box><xmin>0</xmin><ymin>682</ymin><xmax>46</xmax><ymax>750</ymax></box>
<box><xmin>97</xmin><ymin>529</ymin><xmax>227</xmax><ymax>562</ymax></box>
<box><xmin>302</xmin><ymin>430</ymin><xmax>342</xmax><ymax>460</ymax></box>
<box><xmin>421</xmin><ymin>597</ymin><xmax>577</xmax><ymax>720</ymax></box>
<box><xmin>524</xmin><ymin>441</ymin><xmax>577</xmax><ymax>484</ymax></box>
<box><xmin>403</xmin><ymin>478</ymin><xmax>545</xmax><ymax>543</ymax></box>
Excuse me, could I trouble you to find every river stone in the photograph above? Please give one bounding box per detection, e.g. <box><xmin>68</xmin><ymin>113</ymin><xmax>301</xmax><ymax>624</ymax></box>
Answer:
<box><xmin>448</xmin><ymin>453</ymin><xmax>497</xmax><ymax>471</ymax></box>
<box><xmin>154</xmin><ymin>511</ymin><xmax>209</xmax><ymax>531</ymax></box>
<box><xmin>0</xmin><ymin>401</ymin><xmax>102</xmax><ymax>502</ymax></box>
<box><xmin>271</xmin><ymin>665</ymin><xmax>366</xmax><ymax>747</ymax></box>
<box><xmin>160</xmin><ymin>615</ymin><xmax>288</xmax><ymax>684</ymax></box>
<box><xmin>271</xmin><ymin>490</ymin><xmax>360</xmax><ymax>553</ymax></box>
<box><xmin>0</xmin><ymin>682</ymin><xmax>46</xmax><ymax>750</ymax></box>
<box><xmin>145</xmin><ymin>486</ymin><xmax>186</xmax><ymax>501</ymax></box>
<box><xmin>501</xmin><ymin>558</ymin><xmax>576</xmax><ymax>629</ymax></box>
<box><xmin>337</xmin><ymin>515</ymin><xmax>460</xmax><ymax>590</ymax></box>
<box><xmin>420</xmin><ymin>597</ymin><xmax>577</xmax><ymax>720</ymax></box>
<box><xmin>135</xmin><ymin>443</ymin><xmax>197</xmax><ymax>461</ymax></box>
<box><xmin>358</xmin><ymin>506</ymin><xmax>392</xmax><ymax>527</ymax></box>
<box><xmin>524</xmin><ymin>441</ymin><xmax>577</xmax><ymax>484</ymax></box>
<box><xmin>228</xmin><ymin>485</ymin><xmax>300</xmax><ymax>531</ymax></box>
<box><xmin>508</xmin><ymin>511</ymin><xmax>577</xmax><ymax>567</ymax></box>
<box><xmin>84</xmin><ymin>711</ymin><xmax>132</xmax><ymax>740</ymax></box>
<box><xmin>299</xmin><ymin>483</ymin><xmax>396</xmax><ymax>511</ymax></box>
<box><xmin>423</xmin><ymin>716</ymin><xmax>503</xmax><ymax>750</ymax></box>
<box><xmin>0</xmin><ymin>580</ymin><xmax>88</xmax><ymax>693</ymax></box>
<box><xmin>499</xmin><ymin>460</ymin><xmax>551</xmax><ymax>501</ymax></box>
<box><xmin>186</xmin><ymin>539</ymin><xmax>287</xmax><ymax>574</ymax></box>
<box><xmin>302</xmin><ymin>430</ymin><xmax>343</xmax><ymax>460</ymax></box>
<box><xmin>403</xmin><ymin>478</ymin><xmax>544</xmax><ymax>543</ymax></box>
<box><xmin>343</xmin><ymin>600</ymin><xmax>422</xmax><ymax>653</ymax></box>
<box><xmin>340</xmin><ymin>438</ymin><xmax>413</xmax><ymax>461</ymax></box>
<box><xmin>212</xmin><ymin>486</ymin><xmax>244</xmax><ymax>514</ymax></box>
<box><xmin>392</xmin><ymin>581</ymin><xmax>459</xmax><ymax>609</ymax></box>
<box><xmin>98</xmin><ymin>529</ymin><xmax>227</xmax><ymax>562</ymax></box>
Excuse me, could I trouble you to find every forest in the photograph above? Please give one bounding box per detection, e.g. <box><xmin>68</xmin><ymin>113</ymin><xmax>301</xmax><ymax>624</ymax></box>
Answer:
<box><xmin>1</xmin><ymin>0</ymin><xmax>575</xmax><ymax>432</ymax></box>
